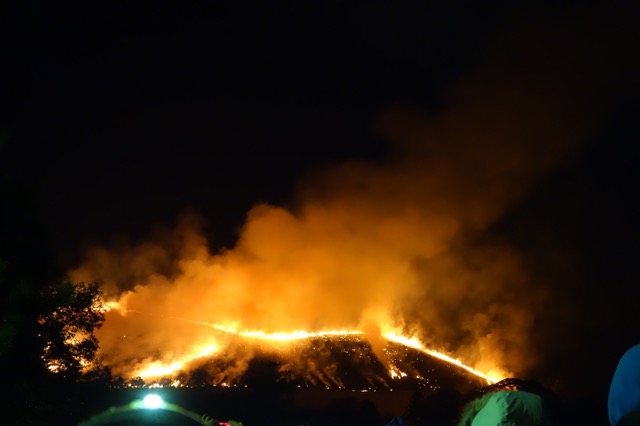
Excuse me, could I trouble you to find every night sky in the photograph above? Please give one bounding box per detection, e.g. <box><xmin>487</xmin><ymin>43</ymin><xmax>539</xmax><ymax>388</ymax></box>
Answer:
<box><xmin>3</xmin><ymin>2</ymin><xmax>640</xmax><ymax>397</ymax></box>
<box><xmin>4</xmin><ymin>2</ymin><xmax>537</xmax><ymax>257</ymax></box>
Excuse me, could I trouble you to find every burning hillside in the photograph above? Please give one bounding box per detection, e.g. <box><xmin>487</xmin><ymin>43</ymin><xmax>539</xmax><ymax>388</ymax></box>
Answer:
<box><xmin>75</xmin><ymin>207</ymin><xmax>517</xmax><ymax>386</ymax></box>
<box><xmin>102</xmin><ymin>308</ymin><xmax>492</xmax><ymax>392</ymax></box>
<box><xmin>180</xmin><ymin>337</ymin><xmax>489</xmax><ymax>393</ymax></box>
<box><xmin>66</xmin><ymin>17</ymin><xmax>622</xmax><ymax>392</ymax></box>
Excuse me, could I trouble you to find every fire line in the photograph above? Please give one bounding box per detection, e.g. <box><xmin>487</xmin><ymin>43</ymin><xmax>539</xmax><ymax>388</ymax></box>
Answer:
<box><xmin>103</xmin><ymin>305</ymin><xmax>503</xmax><ymax>384</ymax></box>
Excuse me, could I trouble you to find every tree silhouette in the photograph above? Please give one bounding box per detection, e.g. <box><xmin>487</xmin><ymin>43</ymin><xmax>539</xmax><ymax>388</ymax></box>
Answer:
<box><xmin>0</xmin><ymin>176</ymin><xmax>62</xmax><ymax>381</ymax></box>
<box><xmin>1</xmin><ymin>173</ymin><xmax>110</xmax><ymax>423</ymax></box>
<box><xmin>38</xmin><ymin>281</ymin><xmax>106</xmax><ymax>380</ymax></box>
<box><xmin>1</xmin><ymin>175</ymin><xmax>107</xmax><ymax>381</ymax></box>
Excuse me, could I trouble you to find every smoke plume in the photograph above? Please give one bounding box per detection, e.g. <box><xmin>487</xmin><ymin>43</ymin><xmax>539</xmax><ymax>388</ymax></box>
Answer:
<box><xmin>70</xmin><ymin>17</ymin><xmax>632</xmax><ymax>384</ymax></box>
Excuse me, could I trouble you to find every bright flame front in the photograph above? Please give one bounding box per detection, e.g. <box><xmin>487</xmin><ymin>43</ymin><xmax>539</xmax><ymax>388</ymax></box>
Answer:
<box><xmin>111</xmin><ymin>307</ymin><xmax>507</xmax><ymax>386</ymax></box>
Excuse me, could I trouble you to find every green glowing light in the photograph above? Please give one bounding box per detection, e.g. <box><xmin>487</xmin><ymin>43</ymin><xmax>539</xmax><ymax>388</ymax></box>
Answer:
<box><xmin>142</xmin><ymin>394</ymin><xmax>163</xmax><ymax>409</ymax></box>
<box><xmin>78</xmin><ymin>394</ymin><xmax>225</xmax><ymax>425</ymax></box>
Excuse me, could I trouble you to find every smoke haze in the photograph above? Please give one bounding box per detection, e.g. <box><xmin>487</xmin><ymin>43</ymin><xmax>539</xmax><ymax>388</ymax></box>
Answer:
<box><xmin>70</xmin><ymin>17</ymin><xmax>635</xmax><ymax>386</ymax></box>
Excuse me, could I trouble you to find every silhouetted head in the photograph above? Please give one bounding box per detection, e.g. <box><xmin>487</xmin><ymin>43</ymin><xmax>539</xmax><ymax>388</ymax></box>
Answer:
<box><xmin>459</xmin><ymin>390</ymin><xmax>553</xmax><ymax>426</ymax></box>
<box><xmin>609</xmin><ymin>344</ymin><xmax>640</xmax><ymax>426</ymax></box>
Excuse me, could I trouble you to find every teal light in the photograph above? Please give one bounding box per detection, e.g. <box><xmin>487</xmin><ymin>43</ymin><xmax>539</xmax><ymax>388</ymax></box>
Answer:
<box><xmin>142</xmin><ymin>393</ymin><xmax>163</xmax><ymax>409</ymax></box>
<box><xmin>78</xmin><ymin>393</ymin><xmax>230</xmax><ymax>425</ymax></box>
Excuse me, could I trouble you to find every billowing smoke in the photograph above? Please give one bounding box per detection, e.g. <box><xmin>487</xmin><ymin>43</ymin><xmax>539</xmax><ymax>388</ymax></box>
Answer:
<box><xmin>70</xmin><ymin>17</ymin><xmax>632</xmax><ymax>384</ymax></box>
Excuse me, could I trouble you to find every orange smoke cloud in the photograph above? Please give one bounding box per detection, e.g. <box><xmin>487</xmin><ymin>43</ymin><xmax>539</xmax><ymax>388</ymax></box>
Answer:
<box><xmin>70</xmin><ymin>18</ymin><xmax>629</xmax><ymax>385</ymax></box>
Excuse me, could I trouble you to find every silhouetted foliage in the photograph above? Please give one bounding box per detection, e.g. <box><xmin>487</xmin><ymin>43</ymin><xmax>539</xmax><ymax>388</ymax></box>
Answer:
<box><xmin>128</xmin><ymin>376</ymin><xmax>146</xmax><ymax>388</ymax></box>
<box><xmin>1</xmin><ymin>175</ymin><xmax>64</xmax><ymax>389</ymax></box>
<box><xmin>38</xmin><ymin>281</ymin><xmax>105</xmax><ymax>380</ymax></box>
<box><xmin>1</xmin><ymin>173</ymin><xmax>106</xmax><ymax>423</ymax></box>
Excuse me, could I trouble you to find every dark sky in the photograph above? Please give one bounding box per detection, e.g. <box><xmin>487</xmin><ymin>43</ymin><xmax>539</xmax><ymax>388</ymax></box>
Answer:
<box><xmin>5</xmin><ymin>3</ymin><xmax>635</xmax><ymax>248</ymax></box>
<box><xmin>3</xmin><ymin>2</ymin><xmax>551</xmax><ymax>257</ymax></box>
<box><xmin>3</xmin><ymin>2</ymin><xmax>640</xmax><ymax>396</ymax></box>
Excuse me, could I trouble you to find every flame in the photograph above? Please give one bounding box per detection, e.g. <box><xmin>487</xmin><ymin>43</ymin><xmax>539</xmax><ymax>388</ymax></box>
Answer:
<box><xmin>389</xmin><ymin>368</ymin><xmax>407</xmax><ymax>379</ymax></box>
<box><xmin>102</xmin><ymin>300</ymin><xmax>125</xmax><ymax>312</ymax></box>
<box><xmin>382</xmin><ymin>332</ymin><xmax>503</xmax><ymax>383</ymax></box>
<box><xmin>118</xmin><ymin>305</ymin><xmax>505</xmax><ymax>384</ymax></box>
<box><xmin>66</xmin><ymin>18</ymin><xmax>632</xmax><ymax>393</ymax></box>
<box><xmin>201</xmin><ymin>321</ymin><xmax>365</xmax><ymax>341</ymax></box>
<box><xmin>135</xmin><ymin>340</ymin><xmax>221</xmax><ymax>378</ymax></box>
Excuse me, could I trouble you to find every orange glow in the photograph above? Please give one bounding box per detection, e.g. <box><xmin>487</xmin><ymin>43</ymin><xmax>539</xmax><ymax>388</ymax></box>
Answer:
<box><xmin>382</xmin><ymin>332</ymin><xmax>503</xmax><ymax>383</ymax></box>
<box><xmin>63</xmin><ymin>19</ymin><xmax>626</xmax><ymax>391</ymax></box>
<box><xmin>107</xmin><ymin>303</ymin><xmax>505</xmax><ymax>384</ymax></box>
<box><xmin>134</xmin><ymin>341</ymin><xmax>221</xmax><ymax>378</ymax></box>
<box><xmin>204</xmin><ymin>321</ymin><xmax>364</xmax><ymax>341</ymax></box>
<box><xmin>102</xmin><ymin>300</ymin><xmax>126</xmax><ymax>312</ymax></box>
<box><xmin>68</xmin><ymin>44</ymin><xmax>603</xmax><ymax>387</ymax></box>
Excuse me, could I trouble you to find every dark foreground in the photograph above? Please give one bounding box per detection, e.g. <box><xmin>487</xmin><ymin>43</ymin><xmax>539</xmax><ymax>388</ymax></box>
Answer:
<box><xmin>3</xmin><ymin>379</ymin><xmax>611</xmax><ymax>425</ymax></box>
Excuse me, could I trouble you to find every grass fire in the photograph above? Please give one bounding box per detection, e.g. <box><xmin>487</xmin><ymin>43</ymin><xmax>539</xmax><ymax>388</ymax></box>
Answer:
<box><xmin>66</xmin><ymin>27</ymin><xmax>609</xmax><ymax>387</ymax></box>
<box><xmin>100</xmin><ymin>303</ymin><xmax>504</xmax><ymax>387</ymax></box>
